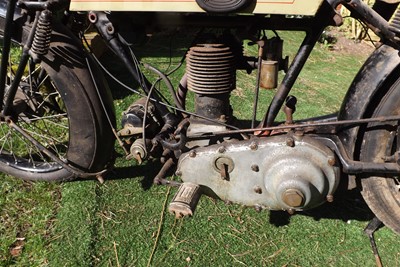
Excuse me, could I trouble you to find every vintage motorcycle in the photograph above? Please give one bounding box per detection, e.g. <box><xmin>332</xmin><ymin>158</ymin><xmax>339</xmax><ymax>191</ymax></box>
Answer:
<box><xmin>0</xmin><ymin>0</ymin><xmax>399</xmax><ymax>253</ymax></box>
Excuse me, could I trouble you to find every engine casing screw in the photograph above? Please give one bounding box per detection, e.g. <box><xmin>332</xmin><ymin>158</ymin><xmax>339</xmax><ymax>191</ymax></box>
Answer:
<box><xmin>250</xmin><ymin>142</ymin><xmax>258</xmax><ymax>150</ymax></box>
<box><xmin>254</xmin><ymin>186</ymin><xmax>262</xmax><ymax>194</ymax></box>
<box><xmin>251</xmin><ymin>164</ymin><xmax>259</xmax><ymax>172</ymax></box>
<box><xmin>326</xmin><ymin>194</ymin><xmax>334</xmax><ymax>202</ymax></box>
<box><xmin>218</xmin><ymin>146</ymin><xmax>226</xmax><ymax>153</ymax></box>
<box><xmin>328</xmin><ymin>157</ymin><xmax>336</xmax><ymax>166</ymax></box>
<box><xmin>286</xmin><ymin>137</ymin><xmax>295</xmax><ymax>147</ymax></box>
<box><xmin>189</xmin><ymin>151</ymin><xmax>196</xmax><ymax>158</ymax></box>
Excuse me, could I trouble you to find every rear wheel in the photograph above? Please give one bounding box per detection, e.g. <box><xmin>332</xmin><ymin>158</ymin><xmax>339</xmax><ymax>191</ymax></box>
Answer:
<box><xmin>360</xmin><ymin>76</ymin><xmax>400</xmax><ymax>235</ymax></box>
<box><xmin>0</xmin><ymin>23</ymin><xmax>115</xmax><ymax>181</ymax></box>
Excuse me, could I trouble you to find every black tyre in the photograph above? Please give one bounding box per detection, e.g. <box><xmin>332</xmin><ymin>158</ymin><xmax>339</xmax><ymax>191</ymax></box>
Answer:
<box><xmin>0</xmin><ymin>22</ymin><xmax>115</xmax><ymax>181</ymax></box>
<box><xmin>195</xmin><ymin>0</ymin><xmax>254</xmax><ymax>13</ymax></box>
<box><xmin>360</xmin><ymin>75</ymin><xmax>400</xmax><ymax>235</ymax></box>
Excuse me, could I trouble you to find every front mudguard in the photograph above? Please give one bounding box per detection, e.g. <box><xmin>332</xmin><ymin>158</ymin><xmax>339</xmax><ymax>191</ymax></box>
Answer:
<box><xmin>0</xmin><ymin>2</ymin><xmax>117</xmax><ymax>171</ymax></box>
<box><xmin>338</xmin><ymin>44</ymin><xmax>400</xmax><ymax>184</ymax></box>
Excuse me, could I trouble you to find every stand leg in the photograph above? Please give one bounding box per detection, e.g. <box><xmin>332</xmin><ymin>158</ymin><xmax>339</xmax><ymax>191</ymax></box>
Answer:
<box><xmin>364</xmin><ymin>216</ymin><xmax>384</xmax><ymax>267</ymax></box>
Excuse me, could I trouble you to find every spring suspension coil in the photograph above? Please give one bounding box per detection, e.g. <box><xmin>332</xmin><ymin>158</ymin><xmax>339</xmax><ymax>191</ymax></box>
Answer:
<box><xmin>391</xmin><ymin>8</ymin><xmax>400</xmax><ymax>30</ymax></box>
<box><xmin>30</xmin><ymin>10</ymin><xmax>52</xmax><ymax>61</ymax></box>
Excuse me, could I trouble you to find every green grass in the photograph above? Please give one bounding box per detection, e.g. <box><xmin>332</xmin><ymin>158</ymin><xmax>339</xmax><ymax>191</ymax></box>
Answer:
<box><xmin>0</xmin><ymin>178</ymin><xmax>60</xmax><ymax>265</ymax></box>
<box><xmin>1</xmin><ymin>28</ymin><xmax>400</xmax><ymax>267</ymax></box>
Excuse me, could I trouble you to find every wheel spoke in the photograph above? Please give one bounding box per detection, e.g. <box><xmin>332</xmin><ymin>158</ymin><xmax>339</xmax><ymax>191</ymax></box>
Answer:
<box><xmin>0</xmin><ymin>43</ymin><xmax>70</xmax><ymax>172</ymax></box>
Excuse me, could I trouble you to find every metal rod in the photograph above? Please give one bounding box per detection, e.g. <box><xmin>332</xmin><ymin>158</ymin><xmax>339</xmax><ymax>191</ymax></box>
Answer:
<box><xmin>364</xmin><ymin>217</ymin><xmax>384</xmax><ymax>267</ymax></box>
<box><xmin>187</xmin><ymin>115</ymin><xmax>400</xmax><ymax>138</ymax></box>
<box><xmin>316</xmin><ymin>135</ymin><xmax>400</xmax><ymax>174</ymax></box>
<box><xmin>260</xmin><ymin>28</ymin><xmax>325</xmax><ymax>129</ymax></box>
<box><xmin>260</xmin><ymin>3</ymin><xmax>335</xmax><ymax>130</ymax></box>
<box><xmin>0</xmin><ymin>0</ymin><xmax>18</xmax><ymax>109</ymax></box>
<box><xmin>251</xmin><ymin>49</ymin><xmax>263</xmax><ymax>128</ymax></box>
<box><xmin>2</xmin><ymin>11</ymin><xmax>40</xmax><ymax>116</ymax></box>
<box><xmin>344</xmin><ymin>0</ymin><xmax>396</xmax><ymax>42</ymax></box>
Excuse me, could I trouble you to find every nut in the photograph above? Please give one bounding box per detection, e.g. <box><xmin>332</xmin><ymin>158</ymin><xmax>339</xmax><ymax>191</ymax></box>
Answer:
<box><xmin>282</xmin><ymin>189</ymin><xmax>304</xmax><ymax>207</ymax></box>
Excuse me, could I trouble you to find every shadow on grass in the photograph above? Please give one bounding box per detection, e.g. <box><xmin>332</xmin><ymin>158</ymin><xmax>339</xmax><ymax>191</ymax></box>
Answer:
<box><xmin>269</xmin><ymin>188</ymin><xmax>374</xmax><ymax>227</ymax></box>
<box><xmin>104</xmin><ymin>159</ymin><xmax>374</xmax><ymax>228</ymax></box>
<box><xmin>105</xmin><ymin>160</ymin><xmax>164</xmax><ymax>190</ymax></box>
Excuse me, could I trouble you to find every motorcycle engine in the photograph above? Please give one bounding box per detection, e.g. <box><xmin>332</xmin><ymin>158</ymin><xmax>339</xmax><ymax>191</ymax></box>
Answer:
<box><xmin>177</xmin><ymin>37</ymin><xmax>340</xmax><ymax>211</ymax></box>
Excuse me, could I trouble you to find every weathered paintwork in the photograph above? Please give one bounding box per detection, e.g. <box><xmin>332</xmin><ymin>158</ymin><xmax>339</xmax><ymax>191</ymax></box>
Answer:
<box><xmin>69</xmin><ymin>0</ymin><xmax>324</xmax><ymax>16</ymax></box>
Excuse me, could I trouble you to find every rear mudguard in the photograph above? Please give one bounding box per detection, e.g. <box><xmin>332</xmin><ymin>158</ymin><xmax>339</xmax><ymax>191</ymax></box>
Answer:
<box><xmin>338</xmin><ymin>44</ymin><xmax>400</xmax><ymax>182</ymax></box>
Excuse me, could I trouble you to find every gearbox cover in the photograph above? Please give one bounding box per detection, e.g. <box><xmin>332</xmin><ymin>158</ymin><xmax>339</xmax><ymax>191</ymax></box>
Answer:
<box><xmin>176</xmin><ymin>134</ymin><xmax>340</xmax><ymax>211</ymax></box>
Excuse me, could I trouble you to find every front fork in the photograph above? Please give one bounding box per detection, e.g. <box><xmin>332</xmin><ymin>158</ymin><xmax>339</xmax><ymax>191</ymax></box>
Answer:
<box><xmin>0</xmin><ymin>0</ymin><xmax>19</xmax><ymax>112</ymax></box>
<box><xmin>0</xmin><ymin>1</ymin><xmax>109</xmax><ymax>179</ymax></box>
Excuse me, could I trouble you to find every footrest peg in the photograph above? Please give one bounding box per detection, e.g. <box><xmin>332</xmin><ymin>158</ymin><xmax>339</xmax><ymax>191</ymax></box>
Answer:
<box><xmin>169</xmin><ymin>182</ymin><xmax>202</xmax><ymax>218</ymax></box>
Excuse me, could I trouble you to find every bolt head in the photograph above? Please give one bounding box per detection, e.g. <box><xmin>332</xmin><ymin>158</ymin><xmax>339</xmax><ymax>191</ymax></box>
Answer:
<box><xmin>287</xmin><ymin>208</ymin><xmax>295</xmax><ymax>215</ymax></box>
<box><xmin>254</xmin><ymin>205</ymin><xmax>262</xmax><ymax>212</ymax></box>
<box><xmin>250</xmin><ymin>142</ymin><xmax>258</xmax><ymax>150</ymax></box>
<box><xmin>286</xmin><ymin>138</ymin><xmax>295</xmax><ymax>147</ymax></box>
<box><xmin>218</xmin><ymin>146</ymin><xmax>226</xmax><ymax>153</ymax></box>
<box><xmin>189</xmin><ymin>151</ymin><xmax>196</xmax><ymax>158</ymax></box>
<box><xmin>282</xmin><ymin>189</ymin><xmax>304</xmax><ymax>207</ymax></box>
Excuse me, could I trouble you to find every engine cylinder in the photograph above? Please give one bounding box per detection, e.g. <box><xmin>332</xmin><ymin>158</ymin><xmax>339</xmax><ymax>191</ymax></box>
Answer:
<box><xmin>186</xmin><ymin>43</ymin><xmax>236</xmax><ymax>95</ymax></box>
<box><xmin>186</xmin><ymin>43</ymin><xmax>236</xmax><ymax>125</ymax></box>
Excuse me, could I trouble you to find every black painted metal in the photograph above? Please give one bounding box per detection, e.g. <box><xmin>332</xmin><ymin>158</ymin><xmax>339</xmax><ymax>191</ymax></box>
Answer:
<box><xmin>2</xmin><ymin>10</ymin><xmax>38</xmax><ymax>116</ymax></box>
<box><xmin>260</xmin><ymin>30</ymin><xmax>326</xmax><ymax>129</ymax></box>
<box><xmin>0</xmin><ymin>0</ymin><xmax>18</xmax><ymax>110</ymax></box>
<box><xmin>91</xmin><ymin>11</ymin><xmax>177</xmax><ymax>126</ymax></box>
